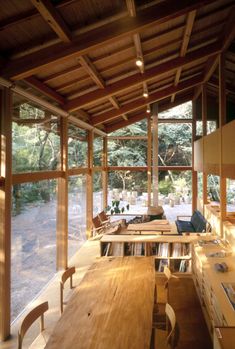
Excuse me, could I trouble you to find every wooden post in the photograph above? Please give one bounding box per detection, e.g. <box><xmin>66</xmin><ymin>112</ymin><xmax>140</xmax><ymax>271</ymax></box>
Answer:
<box><xmin>147</xmin><ymin>117</ymin><xmax>152</xmax><ymax>206</ymax></box>
<box><xmin>219</xmin><ymin>53</ymin><xmax>226</xmax><ymax>238</ymax></box>
<box><xmin>202</xmin><ymin>84</ymin><xmax>208</xmax><ymax>213</ymax></box>
<box><xmin>56</xmin><ymin>117</ymin><xmax>68</xmax><ymax>270</ymax></box>
<box><xmin>86</xmin><ymin>130</ymin><xmax>93</xmax><ymax>238</ymax></box>
<box><xmin>192</xmin><ymin>100</ymin><xmax>197</xmax><ymax>212</ymax></box>
<box><xmin>152</xmin><ymin>103</ymin><xmax>158</xmax><ymax>207</ymax></box>
<box><xmin>102</xmin><ymin>136</ymin><xmax>108</xmax><ymax>209</ymax></box>
<box><xmin>0</xmin><ymin>87</ymin><xmax>12</xmax><ymax>340</ymax></box>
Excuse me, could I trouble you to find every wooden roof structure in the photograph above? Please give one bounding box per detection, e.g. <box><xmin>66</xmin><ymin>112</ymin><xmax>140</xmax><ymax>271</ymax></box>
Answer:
<box><xmin>0</xmin><ymin>0</ymin><xmax>235</xmax><ymax>133</ymax></box>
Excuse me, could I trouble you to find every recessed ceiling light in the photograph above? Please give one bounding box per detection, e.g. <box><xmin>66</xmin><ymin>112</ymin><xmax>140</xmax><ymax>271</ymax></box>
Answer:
<box><xmin>135</xmin><ymin>57</ymin><xmax>143</xmax><ymax>67</ymax></box>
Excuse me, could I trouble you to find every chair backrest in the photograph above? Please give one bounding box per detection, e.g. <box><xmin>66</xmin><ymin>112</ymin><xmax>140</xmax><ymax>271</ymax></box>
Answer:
<box><xmin>92</xmin><ymin>215</ymin><xmax>102</xmax><ymax>229</ymax></box>
<box><xmin>163</xmin><ymin>266</ymin><xmax>172</xmax><ymax>301</ymax></box>
<box><xmin>165</xmin><ymin>303</ymin><xmax>179</xmax><ymax>349</ymax></box>
<box><xmin>99</xmin><ymin>210</ymin><xmax>109</xmax><ymax>223</ymax></box>
<box><xmin>18</xmin><ymin>301</ymin><xmax>49</xmax><ymax>349</ymax></box>
<box><xmin>60</xmin><ymin>266</ymin><xmax>75</xmax><ymax>313</ymax></box>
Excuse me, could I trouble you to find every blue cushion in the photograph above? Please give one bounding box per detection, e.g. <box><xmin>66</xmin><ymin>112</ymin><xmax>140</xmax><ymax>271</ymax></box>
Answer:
<box><xmin>175</xmin><ymin>220</ymin><xmax>195</xmax><ymax>234</ymax></box>
<box><xmin>191</xmin><ymin>210</ymin><xmax>206</xmax><ymax>232</ymax></box>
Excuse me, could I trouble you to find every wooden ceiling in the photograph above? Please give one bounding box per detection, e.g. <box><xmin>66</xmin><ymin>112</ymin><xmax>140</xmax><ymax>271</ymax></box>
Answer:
<box><xmin>0</xmin><ymin>0</ymin><xmax>235</xmax><ymax>133</ymax></box>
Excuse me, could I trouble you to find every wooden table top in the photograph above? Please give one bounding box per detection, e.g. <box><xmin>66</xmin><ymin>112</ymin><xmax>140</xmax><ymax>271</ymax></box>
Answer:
<box><xmin>45</xmin><ymin>257</ymin><xmax>155</xmax><ymax>349</ymax></box>
<box><xmin>127</xmin><ymin>220</ymin><xmax>171</xmax><ymax>232</ymax></box>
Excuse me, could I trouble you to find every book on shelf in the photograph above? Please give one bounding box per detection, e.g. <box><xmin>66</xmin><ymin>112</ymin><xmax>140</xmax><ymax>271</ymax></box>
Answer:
<box><xmin>112</xmin><ymin>242</ymin><xmax>123</xmax><ymax>256</ymax></box>
<box><xmin>178</xmin><ymin>259</ymin><xmax>190</xmax><ymax>272</ymax></box>
<box><xmin>158</xmin><ymin>259</ymin><xmax>169</xmax><ymax>272</ymax></box>
<box><xmin>158</xmin><ymin>243</ymin><xmax>169</xmax><ymax>257</ymax></box>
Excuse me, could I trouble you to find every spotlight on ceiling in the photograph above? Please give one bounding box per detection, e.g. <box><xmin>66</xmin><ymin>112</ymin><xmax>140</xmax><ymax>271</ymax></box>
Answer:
<box><xmin>135</xmin><ymin>57</ymin><xmax>143</xmax><ymax>67</ymax></box>
<box><xmin>146</xmin><ymin>106</ymin><xmax>151</xmax><ymax>113</ymax></box>
<box><xmin>143</xmin><ymin>91</ymin><xmax>148</xmax><ymax>98</ymax></box>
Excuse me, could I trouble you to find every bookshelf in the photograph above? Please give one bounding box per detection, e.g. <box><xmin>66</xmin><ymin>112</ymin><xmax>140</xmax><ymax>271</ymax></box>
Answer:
<box><xmin>100</xmin><ymin>235</ymin><xmax>201</xmax><ymax>274</ymax></box>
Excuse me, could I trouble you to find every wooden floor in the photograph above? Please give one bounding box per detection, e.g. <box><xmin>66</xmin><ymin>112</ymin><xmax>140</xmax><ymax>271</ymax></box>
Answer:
<box><xmin>156</xmin><ymin>276</ymin><xmax>213</xmax><ymax>349</ymax></box>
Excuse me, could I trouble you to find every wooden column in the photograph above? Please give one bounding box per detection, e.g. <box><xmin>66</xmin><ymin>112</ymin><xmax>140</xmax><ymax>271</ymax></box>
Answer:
<box><xmin>147</xmin><ymin>117</ymin><xmax>152</xmax><ymax>206</ymax></box>
<box><xmin>56</xmin><ymin>117</ymin><xmax>68</xmax><ymax>270</ymax></box>
<box><xmin>86</xmin><ymin>130</ymin><xmax>93</xmax><ymax>238</ymax></box>
<box><xmin>0</xmin><ymin>87</ymin><xmax>12</xmax><ymax>340</ymax></box>
<box><xmin>102</xmin><ymin>136</ymin><xmax>108</xmax><ymax>209</ymax></box>
<box><xmin>152</xmin><ymin>103</ymin><xmax>158</xmax><ymax>206</ymax></box>
<box><xmin>192</xmin><ymin>99</ymin><xmax>197</xmax><ymax>212</ymax></box>
<box><xmin>219</xmin><ymin>53</ymin><xmax>226</xmax><ymax>238</ymax></box>
<box><xmin>202</xmin><ymin>84</ymin><xmax>208</xmax><ymax>213</ymax></box>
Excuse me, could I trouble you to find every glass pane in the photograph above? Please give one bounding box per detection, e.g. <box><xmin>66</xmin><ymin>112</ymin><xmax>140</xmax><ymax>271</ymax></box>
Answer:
<box><xmin>196</xmin><ymin>121</ymin><xmax>217</xmax><ymax>136</ymax></box>
<box><xmin>93</xmin><ymin>135</ymin><xmax>103</xmax><ymax>166</ymax></box>
<box><xmin>68</xmin><ymin>124</ymin><xmax>88</xmax><ymax>168</ymax></box>
<box><xmin>11</xmin><ymin>180</ymin><xmax>57</xmax><ymax>321</ymax></box>
<box><xmin>158</xmin><ymin>101</ymin><xmax>192</xmax><ymax>119</ymax></box>
<box><xmin>109</xmin><ymin>119</ymin><xmax>147</xmax><ymax>136</ymax></box>
<box><xmin>93</xmin><ymin>171</ymin><xmax>103</xmax><ymax>215</ymax></box>
<box><xmin>158</xmin><ymin>170</ymin><xmax>192</xmax><ymax>221</ymax></box>
<box><xmin>197</xmin><ymin>172</ymin><xmax>203</xmax><ymax>199</ymax></box>
<box><xmin>227</xmin><ymin>179</ymin><xmax>235</xmax><ymax>213</ymax></box>
<box><xmin>108</xmin><ymin>139</ymin><xmax>147</xmax><ymax>166</ymax></box>
<box><xmin>207</xmin><ymin>174</ymin><xmax>220</xmax><ymax>202</ymax></box>
<box><xmin>158</xmin><ymin>124</ymin><xmax>192</xmax><ymax>166</ymax></box>
<box><xmin>108</xmin><ymin>171</ymin><xmax>148</xmax><ymax>213</ymax></box>
<box><xmin>12</xmin><ymin>100</ymin><xmax>61</xmax><ymax>173</ymax></box>
<box><xmin>68</xmin><ymin>176</ymin><xmax>87</xmax><ymax>259</ymax></box>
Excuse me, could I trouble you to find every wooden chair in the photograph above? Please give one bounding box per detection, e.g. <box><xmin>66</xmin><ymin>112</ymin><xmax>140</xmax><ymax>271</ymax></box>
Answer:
<box><xmin>60</xmin><ymin>266</ymin><xmax>76</xmax><ymax>313</ymax></box>
<box><xmin>18</xmin><ymin>301</ymin><xmax>49</xmax><ymax>349</ymax></box>
<box><xmin>92</xmin><ymin>215</ymin><xmax>104</xmax><ymax>236</ymax></box>
<box><xmin>98</xmin><ymin>210</ymin><xmax>110</xmax><ymax>226</ymax></box>
<box><xmin>152</xmin><ymin>303</ymin><xmax>179</xmax><ymax>349</ymax></box>
<box><xmin>154</xmin><ymin>267</ymin><xmax>178</xmax><ymax>319</ymax></box>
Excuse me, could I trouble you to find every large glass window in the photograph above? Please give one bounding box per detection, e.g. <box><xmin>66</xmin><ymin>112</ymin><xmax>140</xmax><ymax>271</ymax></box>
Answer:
<box><xmin>109</xmin><ymin>119</ymin><xmax>147</xmax><ymax>136</ymax></box>
<box><xmin>158</xmin><ymin>123</ymin><xmax>192</xmax><ymax>166</ymax></box>
<box><xmin>12</xmin><ymin>101</ymin><xmax>61</xmax><ymax>173</ymax></box>
<box><xmin>11</xmin><ymin>180</ymin><xmax>57</xmax><ymax>321</ymax></box>
<box><xmin>68</xmin><ymin>176</ymin><xmax>87</xmax><ymax>258</ymax></box>
<box><xmin>108</xmin><ymin>139</ymin><xmax>147</xmax><ymax>166</ymax></box>
<box><xmin>68</xmin><ymin>124</ymin><xmax>88</xmax><ymax>168</ymax></box>
<box><xmin>207</xmin><ymin>174</ymin><xmax>220</xmax><ymax>202</ymax></box>
<box><xmin>227</xmin><ymin>179</ymin><xmax>235</xmax><ymax>213</ymax></box>
<box><xmin>108</xmin><ymin>170</ymin><xmax>148</xmax><ymax>212</ymax></box>
<box><xmin>196</xmin><ymin>121</ymin><xmax>217</xmax><ymax>136</ymax></box>
<box><xmin>93</xmin><ymin>135</ymin><xmax>103</xmax><ymax>167</ymax></box>
<box><xmin>159</xmin><ymin>101</ymin><xmax>192</xmax><ymax>119</ymax></box>
<box><xmin>93</xmin><ymin>171</ymin><xmax>103</xmax><ymax>215</ymax></box>
<box><xmin>197</xmin><ymin>172</ymin><xmax>203</xmax><ymax>199</ymax></box>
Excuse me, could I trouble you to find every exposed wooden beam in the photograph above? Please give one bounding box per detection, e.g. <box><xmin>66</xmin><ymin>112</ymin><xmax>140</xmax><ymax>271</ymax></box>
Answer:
<box><xmin>24</xmin><ymin>76</ymin><xmax>66</xmax><ymax>105</ymax></box>
<box><xmin>93</xmin><ymin>74</ymin><xmax>202</xmax><ymax>125</ymax></box>
<box><xmin>126</xmin><ymin>0</ymin><xmax>136</xmax><ymax>17</ymax></box>
<box><xmin>31</xmin><ymin>0</ymin><xmax>72</xmax><ymax>43</ymax></box>
<box><xmin>0</xmin><ymin>0</ymin><xmax>77</xmax><ymax>32</ymax></box>
<box><xmin>1</xmin><ymin>0</ymin><xmax>216</xmax><ymax>80</ymax></box>
<box><xmin>221</xmin><ymin>5</ymin><xmax>235</xmax><ymax>52</ymax></box>
<box><xmin>79</xmin><ymin>55</ymin><xmax>105</xmax><ymax>88</ymax></box>
<box><xmin>109</xmin><ymin>96</ymin><xmax>128</xmax><ymax>121</ymax></box>
<box><xmin>171</xmin><ymin>10</ymin><xmax>196</xmax><ymax>102</ymax></box>
<box><xmin>66</xmin><ymin>42</ymin><xmax>220</xmax><ymax>112</ymax></box>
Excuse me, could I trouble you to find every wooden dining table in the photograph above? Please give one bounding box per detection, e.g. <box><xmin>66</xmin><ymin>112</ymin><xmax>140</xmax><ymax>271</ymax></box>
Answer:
<box><xmin>45</xmin><ymin>257</ymin><xmax>155</xmax><ymax>349</ymax></box>
<box><xmin>127</xmin><ymin>219</ymin><xmax>172</xmax><ymax>234</ymax></box>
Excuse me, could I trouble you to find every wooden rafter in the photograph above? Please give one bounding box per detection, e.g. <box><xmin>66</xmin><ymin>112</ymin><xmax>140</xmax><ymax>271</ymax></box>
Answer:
<box><xmin>79</xmin><ymin>55</ymin><xmax>105</xmax><ymax>88</ymax></box>
<box><xmin>92</xmin><ymin>74</ymin><xmax>202</xmax><ymax>126</ymax></box>
<box><xmin>109</xmin><ymin>97</ymin><xmax>128</xmax><ymax>121</ymax></box>
<box><xmin>171</xmin><ymin>10</ymin><xmax>196</xmax><ymax>102</ymax></box>
<box><xmin>193</xmin><ymin>6</ymin><xmax>235</xmax><ymax>100</ymax></box>
<box><xmin>1</xmin><ymin>0</ymin><xmax>216</xmax><ymax>80</ymax></box>
<box><xmin>66</xmin><ymin>41</ymin><xmax>221</xmax><ymax>112</ymax></box>
<box><xmin>24</xmin><ymin>76</ymin><xmax>66</xmax><ymax>105</ymax></box>
<box><xmin>31</xmin><ymin>0</ymin><xmax>72</xmax><ymax>43</ymax></box>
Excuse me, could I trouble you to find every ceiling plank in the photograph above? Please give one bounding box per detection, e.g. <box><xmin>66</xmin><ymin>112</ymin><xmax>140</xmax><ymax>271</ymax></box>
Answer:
<box><xmin>79</xmin><ymin>55</ymin><xmax>105</xmax><ymax>88</ymax></box>
<box><xmin>221</xmin><ymin>5</ymin><xmax>235</xmax><ymax>52</ymax></box>
<box><xmin>1</xmin><ymin>0</ymin><xmax>216</xmax><ymax>80</ymax></box>
<box><xmin>24</xmin><ymin>76</ymin><xmax>66</xmax><ymax>105</ymax></box>
<box><xmin>171</xmin><ymin>10</ymin><xmax>196</xmax><ymax>102</ymax></box>
<box><xmin>93</xmin><ymin>74</ymin><xmax>202</xmax><ymax>126</ymax></box>
<box><xmin>66</xmin><ymin>42</ymin><xmax>221</xmax><ymax>112</ymax></box>
<box><xmin>31</xmin><ymin>0</ymin><xmax>72</xmax><ymax>43</ymax></box>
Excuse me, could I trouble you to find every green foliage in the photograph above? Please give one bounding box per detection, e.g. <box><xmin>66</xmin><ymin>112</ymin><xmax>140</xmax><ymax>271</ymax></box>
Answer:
<box><xmin>158</xmin><ymin>180</ymin><xmax>173</xmax><ymax>195</ymax></box>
